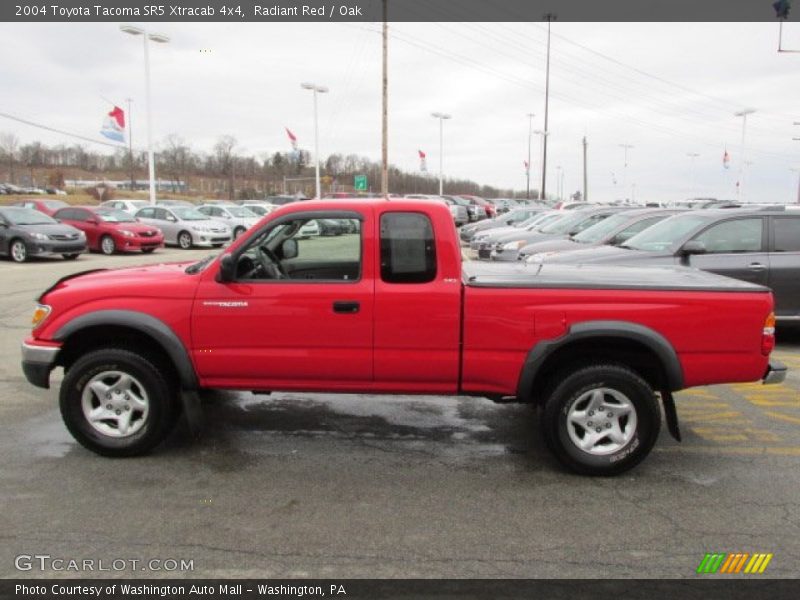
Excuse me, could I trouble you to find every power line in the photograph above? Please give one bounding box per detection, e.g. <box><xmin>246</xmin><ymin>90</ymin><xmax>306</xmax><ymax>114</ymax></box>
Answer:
<box><xmin>0</xmin><ymin>110</ymin><xmax>124</xmax><ymax>149</ymax></box>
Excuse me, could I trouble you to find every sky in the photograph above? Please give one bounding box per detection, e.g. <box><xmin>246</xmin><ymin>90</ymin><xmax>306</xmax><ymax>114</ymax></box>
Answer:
<box><xmin>0</xmin><ymin>21</ymin><xmax>799</xmax><ymax>203</ymax></box>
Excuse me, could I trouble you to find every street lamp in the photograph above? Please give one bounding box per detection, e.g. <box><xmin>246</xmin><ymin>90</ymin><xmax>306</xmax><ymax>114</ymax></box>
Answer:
<box><xmin>533</xmin><ymin>130</ymin><xmax>548</xmax><ymax>199</ymax></box>
<box><xmin>686</xmin><ymin>152</ymin><xmax>700</xmax><ymax>196</ymax></box>
<box><xmin>619</xmin><ymin>144</ymin><xmax>634</xmax><ymax>201</ymax></box>
<box><xmin>734</xmin><ymin>108</ymin><xmax>756</xmax><ymax>200</ymax></box>
<box><xmin>120</xmin><ymin>24</ymin><xmax>170</xmax><ymax>205</ymax></box>
<box><xmin>526</xmin><ymin>113</ymin><xmax>535</xmax><ymax>199</ymax></box>
<box><xmin>431</xmin><ymin>112</ymin><xmax>451</xmax><ymax>195</ymax></box>
<box><xmin>301</xmin><ymin>82</ymin><xmax>328</xmax><ymax>199</ymax></box>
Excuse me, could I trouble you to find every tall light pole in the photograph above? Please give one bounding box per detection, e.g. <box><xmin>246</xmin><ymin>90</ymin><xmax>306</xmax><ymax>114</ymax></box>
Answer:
<box><xmin>555</xmin><ymin>166</ymin><xmax>563</xmax><ymax>201</ymax></box>
<box><xmin>734</xmin><ymin>108</ymin><xmax>756</xmax><ymax>201</ymax></box>
<box><xmin>526</xmin><ymin>113</ymin><xmax>535</xmax><ymax>199</ymax></box>
<box><xmin>120</xmin><ymin>24</ymin><xmax>170</xmax><ymax>205</ymax></box>
<box><xmin>533</xmin><ymin>129</ymin><xmax>548</xmax><ymax>199</ymax></box>
<box><xmin>301</xmin><ymin>82</ymin><xmax>329</xmax><ymax>199</ymax></box>
<box><xmin>541</xmin><ymin>13</ymin><xmax>556</xmax><ymax>201</ymax></box>
<box><xmin>619</xmin><ymin>143</ymin><xmax>634</xmax><ymax>201</ymax></box>
<box><xmin>381</xmin><ymin>0</ymin><xmax>388</xmax><ymax>197</ymax></box>
<box><xmin>791</xmin><ymin>168</ymin><xmax>800</xmax><ymax>205</ymax></box>
<box><xmin>431</xmin><ymin>112</ymin><xmax>451</xmax><ymax>195</ymax></box>
<box><xmin>686</xmin><ymin>152</ymin><xmax>700</xmax><ymax>196</ymax></box>
<box><xmin>126</xmin><ymin>97</ymin><xmax>135</xmax><ymax>191</ymax></box>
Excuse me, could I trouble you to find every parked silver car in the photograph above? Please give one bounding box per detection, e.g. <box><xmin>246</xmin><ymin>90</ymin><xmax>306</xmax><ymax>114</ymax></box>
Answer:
<box><xmin>99</xmin><ymin>199</ymin><xmax>151</xmax><ymax>214</ymax></box>
<box><xmin>196</xmin><ymin>204</ymin><xmax>260</xmax><ymax>239</ymax></box>
<box><xmin>134</xmin><ymin>205</ymin><xmax>231</xmax><ymax>249</ymax></box>
<box><xmin>404</xmin><ymin>194</ymin><xmax>469</xmax><ymax>226</ymax></box>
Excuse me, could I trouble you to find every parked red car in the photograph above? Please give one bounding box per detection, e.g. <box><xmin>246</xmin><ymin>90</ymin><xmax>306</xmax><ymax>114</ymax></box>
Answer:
<box><xmin>460</xmin><ymin>195</ymin><xmax>496</xmax><ymax>218</ymax></box>
<box><xmin>13</xmin><ymin>198</ymin><xmax>70</xmax><ymax>216</ymax></box>
<box><xmin>52</xmin><ymin>206</ymin><xmax>164</xmax><ymax>254</ymax></box>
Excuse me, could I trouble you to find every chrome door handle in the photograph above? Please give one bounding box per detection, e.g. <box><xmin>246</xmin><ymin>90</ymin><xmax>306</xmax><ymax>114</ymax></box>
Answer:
<box><xmin>749</xmin><ymin>263</ymin><xmax>767</xmax><ymax>271</ymax></box>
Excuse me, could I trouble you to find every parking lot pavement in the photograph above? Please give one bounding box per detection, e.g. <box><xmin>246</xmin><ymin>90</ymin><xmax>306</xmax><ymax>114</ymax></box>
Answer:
<box><xmin>0</xmin><ymin>251</ymin><xmax>798</xmax><ymax>579</ymax></box>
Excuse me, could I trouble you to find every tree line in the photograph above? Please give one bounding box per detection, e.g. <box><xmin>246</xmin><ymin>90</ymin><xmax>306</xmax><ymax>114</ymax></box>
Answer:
<box><xmin>0</xmin><ymin>132</ymin><xmax>522</xmax><ymax>199</ymax></box>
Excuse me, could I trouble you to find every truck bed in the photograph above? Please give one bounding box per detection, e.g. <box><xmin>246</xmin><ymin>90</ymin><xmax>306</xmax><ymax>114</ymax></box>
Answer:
<box><xmin>463</xmin><ymin>261</ymin><xmax>769</xmax><ymax>293</ymax></box>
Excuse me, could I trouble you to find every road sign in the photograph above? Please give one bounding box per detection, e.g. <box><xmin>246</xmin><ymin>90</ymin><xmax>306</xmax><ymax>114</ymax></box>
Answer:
<box><xmin>354</xmin><ymin>175</ymin><xmax>368</xmax><ymax>191</ymax></box>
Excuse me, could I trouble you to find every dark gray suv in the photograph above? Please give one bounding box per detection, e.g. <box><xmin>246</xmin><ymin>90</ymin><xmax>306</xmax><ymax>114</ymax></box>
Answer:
<box><xmin>532</xmin><ymin>208</ymin><xmax>800</xmax><ymax>321</ymax></box>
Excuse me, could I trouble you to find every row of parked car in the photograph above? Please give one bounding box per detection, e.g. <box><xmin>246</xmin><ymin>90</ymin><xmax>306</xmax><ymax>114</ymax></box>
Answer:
<box><xmin>0</xmin><ymin>182</ymin><xmax>67</xmax><ymax>196</ymax></box>
<box><xmin>461</xmin><ymin>203</ymin><xmax>800</xmax><ymax>322</ymax></box>
<box><xmin>0</xmin><ymin>198</ymin><xmax>283</xmax><ymax>262</ymax></box>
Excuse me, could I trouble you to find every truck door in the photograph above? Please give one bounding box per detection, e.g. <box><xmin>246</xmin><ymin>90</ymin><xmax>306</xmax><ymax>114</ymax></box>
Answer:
<box><xmin>192</xmin><ymin>209</ymin><xmax>375</xmax><ymax>390</ymax></box>
<box><xmin>373</xmin><ymin>210</ymin><xmax>462</xmax><ymax>393</ymax></box>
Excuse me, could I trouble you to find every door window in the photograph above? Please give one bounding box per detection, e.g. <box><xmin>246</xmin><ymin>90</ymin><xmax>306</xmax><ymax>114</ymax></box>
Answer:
<box><xmin>235</xmin><ymin>216</ymin><xmax>362</xmax><ymax>282</ymax></box>
<box><xmin>692</xmin><ymin>218</ymin><xmax>763</xmax><ymax>253</ymax></box>
<box><xmin>137</xmin><ymin>207</ymin><xmax>155</xmax><ymax>219</ymax></box>
<box><xmin>772</xmin><ymin>217</ymin><xmax>800</xmax><ymax>252</ymax></box>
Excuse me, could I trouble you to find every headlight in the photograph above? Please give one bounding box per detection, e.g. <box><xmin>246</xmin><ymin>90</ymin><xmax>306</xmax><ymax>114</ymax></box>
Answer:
<box><xmin>120</xmin><ymin>230</ymin><xmax>135</xmax><ymax>238</ymax></box>
<box><xmin>76</xmin><ymin>231</ymin><xmax>86</xmax><ymax>239</ymax></box>
<box><xmin>504</xmin><ymin>240</ymin><xmax>526</xmax><ymax>250</ymax></box>
<box><xmin>192</xmin><ymin>225</ymin><xmax>209</xmax><ymax>232</ymax></box>
<box><xmin>28</xmin><ymin>232</ymin><xmax>48</xmax><ymax>241</ymax></box>
<box><xmin>31</xmin><ymin>304</ymin><xmax>51</xmax><ymax>329</ymax></box>
<box><xmin>528</xmin><ymin>252</ymin><xmax>555</xmax><ymax>264</ymax></box>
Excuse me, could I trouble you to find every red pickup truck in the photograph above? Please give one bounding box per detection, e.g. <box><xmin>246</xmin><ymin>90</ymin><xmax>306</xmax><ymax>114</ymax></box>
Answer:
<box><xmin>21</xmin><ymin>199</ymin><xmax>786</xmax><ymax>475</ymax></box>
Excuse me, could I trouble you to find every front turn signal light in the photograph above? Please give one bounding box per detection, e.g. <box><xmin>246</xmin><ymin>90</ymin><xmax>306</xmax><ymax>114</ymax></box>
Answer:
<box><xmin>31</xmin><ymin>304</ymin><xmax>51</xmax><ymax>329</ymax></box>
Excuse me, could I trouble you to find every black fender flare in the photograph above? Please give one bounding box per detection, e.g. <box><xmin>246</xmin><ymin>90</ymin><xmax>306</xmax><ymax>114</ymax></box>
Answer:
<box><xmin>516</xmin><ymin>320</ymin><xmax>685</xmax><ymax>400</ymax></box>
<box><xmin>54</xmin><ymin>309</ymin><xmax>198</xmax><ymax>390</ymax></box>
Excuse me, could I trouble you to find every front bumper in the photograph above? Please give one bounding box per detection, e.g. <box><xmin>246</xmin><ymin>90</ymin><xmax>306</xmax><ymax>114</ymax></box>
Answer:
<box><xmin>117</xmin><ymin>236</ymin><xmax>165</xmax><ymax>252</ymax></box>
<box><xmin>21</xmin><ymin>341</ymin><xmax>61</xmax><ymax>389</ymax></box>
<box><xmin>27</xmin><ymin>240</ymin><xmax>87</xmax><ymax>257</ymax></box>
<box><xmin>193</xmin><ymin>235</ymin><xmax>232</xmax><ymax>247</ymax></box>
<box><xmin>763</xmin><ymin>360</ymin><xmax>787</xmax><ymax>385</ymax></box>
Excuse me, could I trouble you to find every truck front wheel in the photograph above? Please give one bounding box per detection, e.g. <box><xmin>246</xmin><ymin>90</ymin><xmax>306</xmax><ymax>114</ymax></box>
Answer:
<box><xmin>540</xmin><ymin>364</ymin><xmax>661</xmax><ymax>476</ymax></box>
<box><xmin>59</xmin><ymin>348</ymin><xmax>179</xmax><ymax>457</ymax></box>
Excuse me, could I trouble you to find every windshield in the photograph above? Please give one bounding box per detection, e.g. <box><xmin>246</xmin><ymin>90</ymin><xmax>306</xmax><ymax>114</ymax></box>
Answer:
<box><xmin>524</xmin><ymin>212</ymin><xmax>560</xmax><ymax>229</ymax></box>
<box><xmin>172</xmin><ymin>207</ymin><xmax>208</xmax><ymax>221</ymax></box>
<box><xmin>623</xmin><ymin>214</ymin><xmax>710</xmax><ymax>252</ymax></box>
<box><xmin>42</xmin><ymin>200</ymin><xmax>68</xmax><ymax>210</ymax></box>
<box><xmin>96</xmin><ymin>208</ymin><xmax>136</xmax><ymax>223</ymax></box>
<box><xmin>228</xmin><ymin>206</ymin><xmax>257</xmax><ymax>218</ymax></box>
<box><xmin>572</xmin><ymin>212</ymin><xmax>631</xmax><ymax>244</ymax></box>
<box><xmin>2</xmin><ymin>208</ymin><xmax>56</xmax><ymax>225</ymax></box>
<box><xmin>244</xmin><ymin>205</ymin><xmax>268</xmax><ymax>216</ymax></box>
<box><xmin>538</xmin><ymin>212</ymin><xmax>588</xmax><ymax>234</ymax></box>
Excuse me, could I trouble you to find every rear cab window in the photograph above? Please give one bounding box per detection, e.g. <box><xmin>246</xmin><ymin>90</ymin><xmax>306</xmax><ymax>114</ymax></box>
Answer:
<box><xmin>380</xmin><ymin>212</ymin><xmax>437</xmax><ymax>284</ymax></box>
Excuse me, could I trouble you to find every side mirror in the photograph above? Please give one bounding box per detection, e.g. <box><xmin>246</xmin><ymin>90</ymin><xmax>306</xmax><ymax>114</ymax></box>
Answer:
<box><xmin>680</xmin><ymin>240</ymin><xmax>707</xmax><ymax>256</ymax></box>
<box><xmin>218</xmin><ymin>254</ymin><xmax>236</xmax><ymax>282</ymax></box>
<box><xmin>282</xmin><ymin>239</ymin><xmax>298</xmax><ymax>260</ymax></box>
<box><xmin>167</xmin><ymin>216</ymin><xmax>177</xmax><ymax>222</ymax></box>
<box><xmin>86</xmin><ymin>218</ymin><xmax>98</xmax><ymax>224</ymax></box>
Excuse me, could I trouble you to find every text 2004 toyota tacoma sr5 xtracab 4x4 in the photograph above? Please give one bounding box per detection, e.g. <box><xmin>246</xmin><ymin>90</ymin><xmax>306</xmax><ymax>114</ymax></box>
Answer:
<box><xmin>21</xmin><ymin>199</ymin><xmax>787</xmax><ymax>475</ymax></box>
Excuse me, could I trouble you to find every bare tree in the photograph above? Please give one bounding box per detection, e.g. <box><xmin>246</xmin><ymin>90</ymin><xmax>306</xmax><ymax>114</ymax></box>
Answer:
<box><xmin>161</xmin><ymin>134</ymin><xmax>193</xmax><ymax>192</ymax></box>
<box><xmin>0</xmin><ymin>132</ymin><xmax>20</xmax><ymax>183</ymax></box>
<box><xmin>213</xmin><ymin>135</ymin><xmax>237</xmax><ymax>200</ymax></box>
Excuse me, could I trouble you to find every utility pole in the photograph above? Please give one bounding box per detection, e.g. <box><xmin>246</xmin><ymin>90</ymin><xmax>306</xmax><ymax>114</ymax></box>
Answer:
<box><xmin>791</xmin><ymin>168</ymin><xmax>800</xmax><ymax>205</ymax></box>
<box><xmin>381</xmin><ymin>0</ymin><xmax>388</xmax><ymax>197</ymax></box>
<box><xmin>540</xmin><ymin>13</ymin><xmax>556</xmax><ymax>201</ymax></box>
<box><xmin>582</xmin><ymin>136</ymin><xmax>588</xmax><ymax>202</ymax></box>
<box><xmin>526</xmin><ymin>113</ymin><xmax>535</xmax><ymax>199</ymax></box>
<box><xmin>734</xmin><ymin>108</ymin><xmax>756</xmax><ymax>201</ymax></box>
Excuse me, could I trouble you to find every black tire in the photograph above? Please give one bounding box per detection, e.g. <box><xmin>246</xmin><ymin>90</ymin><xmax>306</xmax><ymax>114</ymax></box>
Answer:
<box><xmin>59</xmin><ymin>348</ymin><xmax>180</xmax><ymax>457</ymax></box>
<box><xmin>100</xmin><ymin>235</ymin><xmax>116</xmax><ymax>255</ymax></box>
<box><xmin>141</xmin><ymin>248</ymin><xmax>156</xmax><ymax>254</ymax></box>
<box><xmin>9</xmin><ymin>238</ymin><xmax>28</xmax><ymax>262</ymax></box>
<box><xmin>177</xmin><ymin>231</ymin><xmax>192</xmax><ymax>249</ymax></box>
<box><xmin>540</xmin><ymin>364</ymin><xmax>661</xmax><ymax>476</ymax></box>
<box><xmin>62</xmin><ymin>253</ymin><xmax>80</xmax><ymax>260</ymax></box>
<box><xmin>233</xmin><ymin>226</ymin><xmax>246</xmax><ymax>239</ymax></box>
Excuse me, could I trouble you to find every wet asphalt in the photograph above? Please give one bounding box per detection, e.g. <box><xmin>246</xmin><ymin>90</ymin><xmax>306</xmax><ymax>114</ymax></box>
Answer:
<box><xmin>1</xmin><ymin>248</ymin><xmax>799</xmax><ymax>579</ymax></box>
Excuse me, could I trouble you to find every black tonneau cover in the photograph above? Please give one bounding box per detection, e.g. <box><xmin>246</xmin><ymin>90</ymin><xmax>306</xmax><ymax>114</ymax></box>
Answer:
<box><xmin>463</xmin><ymin>262</ymin><xmax>770</xmax><ymax>293</ymax></box>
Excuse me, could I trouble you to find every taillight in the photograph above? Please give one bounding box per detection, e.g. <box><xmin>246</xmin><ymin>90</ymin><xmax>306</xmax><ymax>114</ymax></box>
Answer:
<box><xmin>761</xmin><ymin>312</ymin><xmax>776</xmax><ymax>356</ymax></box>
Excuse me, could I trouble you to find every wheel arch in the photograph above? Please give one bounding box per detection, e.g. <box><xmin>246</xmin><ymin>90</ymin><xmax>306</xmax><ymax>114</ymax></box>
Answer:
<box><xmin>517</xmin><ymin>321</ymin><xmax>684</xmax><ymax>404</ymax></box>
<box><xmin>53</xmin><ymin>310</ymin><xmax>198</xmax><ymax>390</ymax></box>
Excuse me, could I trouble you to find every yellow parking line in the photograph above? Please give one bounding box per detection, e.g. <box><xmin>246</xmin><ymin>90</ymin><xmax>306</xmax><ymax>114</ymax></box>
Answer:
<box><xmin>764</xmin><ymin>411</ymin><xmax>800</xmax><ymax>426</ymax></box>
<box><xmin>656</xmin><ymin>446</ymin><xmax>800</xmax><ymax>456</ymax></box>
<box><xmin>681</xmin><ymin>411</ymin><xmax>743</xmax><ymax>423</ymax></box>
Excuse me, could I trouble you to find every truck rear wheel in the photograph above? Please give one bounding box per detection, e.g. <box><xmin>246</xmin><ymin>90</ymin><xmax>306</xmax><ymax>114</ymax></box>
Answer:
<box><xmin>540</xmin><ymin>364</ymin><xmax>661</xmax><ymax>476</ymax></box>
<box><xmin>59</xmin><ymin>348</ymin><xmax>179</xmax><ymax>457</ymax></box>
